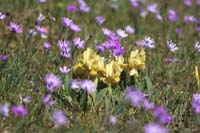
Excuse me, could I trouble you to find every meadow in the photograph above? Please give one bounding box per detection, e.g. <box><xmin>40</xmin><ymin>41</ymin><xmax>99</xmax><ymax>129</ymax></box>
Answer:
<box><xmin>0</xmin><ymin>0</ymin><xmax>200</xmax><ymax>132</ymax></box>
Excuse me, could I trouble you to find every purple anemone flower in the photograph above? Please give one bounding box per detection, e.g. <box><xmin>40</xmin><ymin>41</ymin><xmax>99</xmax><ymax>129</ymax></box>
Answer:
<box><xmin>184</xmin><ymin>0</ymin><xmax>192</xmax><ymax>6</ymax></box>
<box><xmin>125</xmin><ymin>87</ymin><xmax>145</xmax><ymax>108</ymax></box>
<box><xmin>8</xmin><ymin>22</ymin><xmax>23</xmax><ymax>33</ymax></box>
<box><xmin>129</xmin><ymin>0</ymin><xmax>139</xmax><ymax>8</ymax></box>
<box><xmin>44</xmin><ymin>74</ymin><xmax>62</xmax><ymax>93</ymax></box>
<box><xmin>164</xmin><ymin>58</ymin><xmax>183</xmax><ymax>63</ymax></box>
<box><xmin>192</xmin><ymin>93</ymin><xmax>200</xmax><ymax>114</ymax></box>
<box><xmin>38</xmin><ymin>0</ymin><xmax>46</xmax><ymax>3</ymax></box>
<box><xmin>66</xmin><ymin>4</ymin><xmax>78</xmax><ymax>12</ymax></box>
<box><xmin>153</xmin><ymin>106</ymin><xmax>172</xmax><ymax>125</ymax></box>
<box><xmin>168</xmin><ymin>9</ymin><xmax>178</xmax><ymax>22</ymax></box>
<box><xmin>80</xmin><ymin>80</ymin><xmax>95</xmax><ymax>94</ymax></box>
<box><xmin>125</xmin><ymin>25</ymin><xmax>135</xmax><ymax>34</ymax></box>
<box><xmin>95</xmin><ymin>16</ymin><xmax>105</xmax><ymax>25</ymax></box>
<box><xmin>78</xmin><ymin>0</ymin><xmax>90</xmax><ymax>13</ymax></box>
<box><xmin>0</xmin><ymin>103</ymin><xmax>10</xmax><ymax>117</ymax></box>
<box><xmin>57</xmin><ymin>40</ymin><xmax>71</xmax><ymax>58</ymax></box>
<box><xmin>0</xmin><ymin>54</ymin><xmax>9</xmax><ymax>61</ymax></box>
<box><xmin>37</xmin><ymin>13</ymin><xmax>45</xmax><ymax>24</ymax></box>
<box><xmin>61</xmin><ymin>17</ymin><xmax>73</xmax><ymax>28</ymax></box>
<box><xmin>70</xmin><ymin>79</ymin><xmax>80</xmax><ymax>90</ymax></box>
<box><xmin>42</xmin><ymin>94</ymin><xmax>55</xmax><ymax>108</ymax></box>
<box><xmin>69</xmin><ymin>23</ymin><xmax>81</xmax><ymax>32</ymax></box>
<box><xmin>144</xmin><ymin>123</ymin><xmax>168</xmax><ymax>133</ymax></box>
<box><xmin>12</xmin><ymin>105</ymin><xmax>28</xmax><ymax>117</ymax></box>
<box><xmin>0</xmin><ymin>12</ymin><xmax>7</xmax><ymax>20</ymax></box>
<box><xmin>43</xmin><ymin>42</ymin><xmax>51</xmax><ymax>50</ymax></box>
<box><xmin>108</xmin><ymin>115</ymin><xmax>118</xmax><ymax>125</ymax></box>
<box><xmin>73</xmin><ymin>37</ymin><xmax>85</xmax><ymax>49</ymax></box>
<box><xmin>52</xmin><ymin>109</ymin><xmax>67</xmax><ymax>127</ymax></box>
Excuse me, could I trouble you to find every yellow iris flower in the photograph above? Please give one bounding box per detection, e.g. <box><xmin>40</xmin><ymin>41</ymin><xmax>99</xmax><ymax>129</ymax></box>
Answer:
<box><xmin>128</xmin><ymin>49</ymin><xmax>145</xmax><ymax>77</ymax></box>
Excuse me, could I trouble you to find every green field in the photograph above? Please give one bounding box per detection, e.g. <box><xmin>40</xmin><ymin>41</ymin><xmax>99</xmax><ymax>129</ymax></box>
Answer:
<box><xmin>0</xmin><ymin>0</ymin><xmax>200</xmax><ymax>132</ymax></box>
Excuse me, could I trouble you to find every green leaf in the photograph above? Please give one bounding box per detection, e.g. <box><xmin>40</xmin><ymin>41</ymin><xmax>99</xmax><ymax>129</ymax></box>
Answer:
<box><xmin>146</xmin><ymin>75</ymin><xmax>153</xmax><ymax>96</ymax></box>
<box><xmin>95</xmin><ymin>87</ymin><xmax>108</xmax><ymax>106</ymax></box>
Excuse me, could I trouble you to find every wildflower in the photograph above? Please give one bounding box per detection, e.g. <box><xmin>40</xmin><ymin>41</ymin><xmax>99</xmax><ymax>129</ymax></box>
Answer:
<box><xmin>66</xmin><ymin>4</ymin><xmax>78</xmax><ymax>12</ymax></box>
<box><xmin>19</xmin><ymin>95</ymin><xmax>31</xmax><ymax>104</ymax></box>
<box><xmin>197</xmin><ymin>0</ymin><xmax>200</xmax><ymax>5</ymax></box>
<box><xmin>153</xmin><ymin>106</ymin><xmax>172</xmax><ymax>124</ymax></box>
<box><xmin>28</xmin><ymin>29</ymin><xmax>36</xmax><ymax>36</ymax></box>
<box><xmin>57</xmin><ymin>40</ymin><xmax>71</xmax><ymax>58</ymax></box>
<box><xmin>95</xmin><ymin>16</ymin><xmax>105</xmax><ymax>25</ymax></box>
<box><xmin>128</xmin><ymin>49</ymin><xmax>145</xmax><ymax>77</ymax></box>
<box><xmin>144</xmin><ymin>123</ymin><xmax>168</xmax><ymax>133</ymax></box>
<box><xmin>0</xmin><ymin>103</ymin><xmax>10</xmax><ymax>117</ymax></box>
<box><xmin>112</xmin><ymin>45</ymin><xmax>125</xmax><ymax>57</ymax></box>
<box><xmin>73</xmin><ymin>37</ymin><xmax>85</xmax><ymax>49</ymax></box>
<box><xmin>43</xmin><ymin>42</ymin><xmax>51</xmax><ymax>50</ymax></box>
<box><xmin>155</xmin><ymin>13</ymin><xmax>163</xmax><ymax>21</ymax></box>
<box><xmin>37</xmin><ymin>13</ymin><xmax>45</xmax><ymax>24</ymax></box>
<box><xmin>147</xmin><ymin>3</ymin><xmax>158</xmax><ymax>14</ymax></box>
<box><xmin>12</xmin><ymin>105</ymin><xmax>28</xmax><ymax>117</ymax></box>
<box><xmin>196</xmin><ymin>26</ymin><xmax>200</xmax><ymax>32</ymax></box>
<box><xmin>194</xmin><ymin>41</ymin><xmax>200</xmax><ymax>52</ymax></box>
<box><xmin>59</xmin><ymin>66</ymin><xmax>70</xmax><ymax>75</ymax></box>
<box><xmin>143</xmin><ymin>99</ymin><xmax>154</xmax><ymax>111</ymax></box>
<box><xmin>192</xmin><ymin>93</ymin><xmax>200</xmax><ymax>114</ymax></box>
<box><xmin>110</xmin><ymin>4</ymin><xmax>119</xmax><ymax>9</ymax></box>
<box><xmin>125</xmin><ymin>25</ymin><xmax>135</xmax><ymax>34</ymax></box>
<box><xmin>175</xmin><ymin>28</ymin><xmax>182</xmax><ymax>33</ymax></box>
<box><xmin>164</xmin><ymin>58</ymin><xmax>183</xmax><ymax>63</ymax></box>
<box><xmin>0</xmin><ymin>54</ymin><xmax>9</xmax><ymax>61</ymax></box>
<box><xmin>143</xmin><ymin>36</ymin><xmax>155</xmax><ymax>48</ymax></box>
<box><xmin>44</xmin><ymin>74</ymin><xmax>62</xmax><ymax>92</ymax></box>
<box><xmin>167</xmin><ymin>40</ymin><xmax>179</xmax><ymax>53</ymax></box>
<box><xmin>78</xmin><ymin>0</ymin><xmax>90</xmax><ymax>13</ymax></box>
<box><xmin>69</xmin><ymin>23</ymin><xmax>81</xmax><ymax>32</ymax></box>
<box><xmin>42</xmin><ymin>94</ymin><xmax>55</xmax><ymax>108</ymax></box>
<box><xmin>96</xmin><ymin>45</ymin><xmax>105</xmax><ymax>52</ymax></box>
<box><xmin>184</xmin><ymin>15</ymin><xmax>196</xmax><ymax>23</ymax></box>
<box><xmin>125</xmin><ymin>87</ymin><xmax>145</xmax><ymax>107</ymax></box>
<box><xmin>103</xmin><ymin>40</ymin><xmax>120</xmax><ymax>50</ymax></box>
<box><xmin>36</xmin><ymin>25</ymin><xmax>47</xmax><ymax>36</ymax></box>
<box><xmin>80</xmin><ymin>79</ymin><xmax>95</xmax><ymax>94</ymax></box>
<box><xmin>38</xmin><ymin>0</ymin><xmax>46</xmax><ymax>3</ymax></box>
<box><xmin>61</xmin><ymin>17</ymin><xmax>73</xmax><ymax>28</ymax></box>
<box><xmin>0</xmin><ymin>12</ymin><xmax>7</xmax><ymax>20</ymax></box>
<box><xmin>100</xmin><ymin>61</ymin><xmax>122</xmax><ymax>85</ymax></box>
<box><xmin>73</xmin><ymin>48</ymin><xmax>105</xmax><ymax>77</ymax></box>
<box><xmin>102</xmin><ymin>28</ymin><xmax>112</xmax><ymax>36</ymax></box>
<box><xmin>108</xmin><ymin>32</ymin><xmax>120</xmax><ymax>41</ymax></box>
<box><xmin>108</xmin><ymin>115</ymin><xmax>118</xmax><ymax>125</ymax></box>
<box><xmin>33</xmin><ymin>87</ymin><xmax>40</xmax><ymax>93</ymax></box>
<box><xmin>8</xmin><ymin>22</ymin><xmax>23</xmax><ymax>33</ymax></box>
<box><xmin>52</xmin><ymin>109</ymin><xmax>67</xmax><ymax>127</ymax></box>
<box><xmin>184</xmin><ymin>0</ymin><xmax>192</xmax><ymax>6</ymax></box>
<box><xmin>168</xmin><ymin>9</ymin><xmax>178</xmax><ymax>22</ymax></box>
<box><xmin>70</xmin><ymin>79</ymin><xmax>80</xmax><ymax>90</ymax></box>
<box><xmin>117</xmin><ymin>29</ymin><xmax>128</xmax><ymax>39</ymax></box>
<box><xmin>129</xmin><ymin>0</ymin><xmax>139</xmax><ymax>8</ymax></box>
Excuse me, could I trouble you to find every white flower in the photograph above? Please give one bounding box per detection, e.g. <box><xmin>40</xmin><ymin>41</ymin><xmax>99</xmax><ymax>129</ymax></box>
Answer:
<box><xmin>117</xmin><ymin>29</ymin><xmax>128</xmax><ymax>38</ymax></box>
<box><xmin>143</xmin><ymin>36</ymin><xmax>155</xmax><ymax>49</ymax></box>
<box><xmin>167</xmin><ymin>40</ymin><xmax>179</xmax><ymax>53</ymax></box>
<box><xmin>195</xmin><ymin>41</ymin><xmax>200</xmax><ymax>52</ymax></box>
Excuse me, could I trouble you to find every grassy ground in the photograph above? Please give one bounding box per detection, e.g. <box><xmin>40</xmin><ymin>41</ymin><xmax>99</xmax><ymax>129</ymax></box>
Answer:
<box><xmin>0</xmin><ymin>0</ymin><xmax>200</xmax><ymax>132</ymax></box>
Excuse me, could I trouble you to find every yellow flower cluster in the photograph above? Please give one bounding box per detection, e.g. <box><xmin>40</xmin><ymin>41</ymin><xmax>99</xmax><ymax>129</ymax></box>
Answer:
<box><xmin>73</xmin><ymin>48</ymin><xmax>145</xmax><ymax>85</ymax></box>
